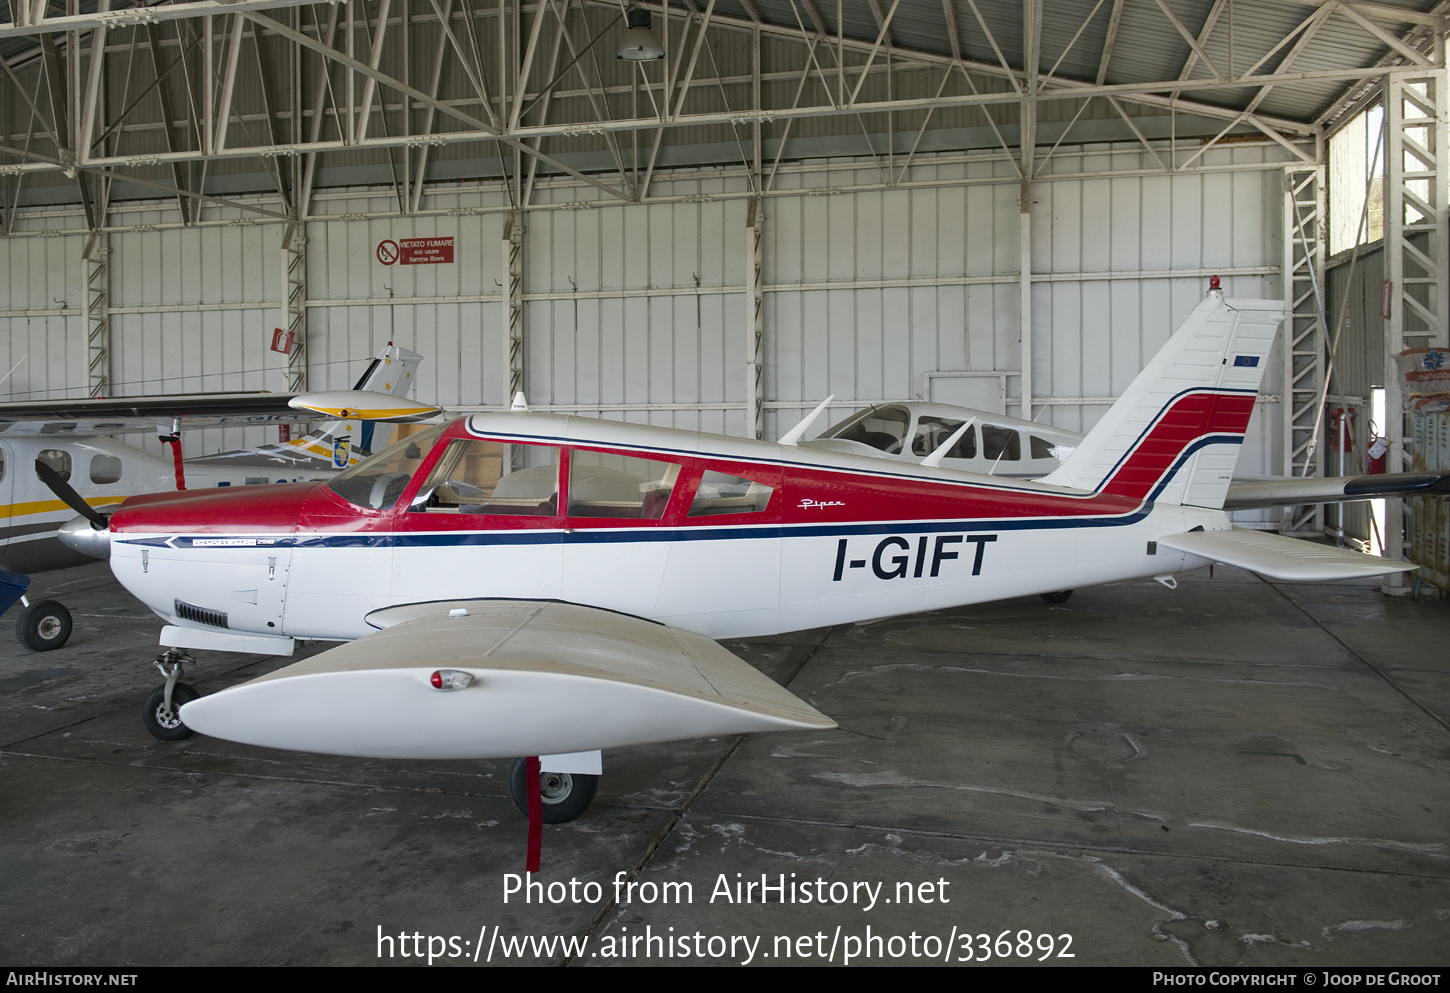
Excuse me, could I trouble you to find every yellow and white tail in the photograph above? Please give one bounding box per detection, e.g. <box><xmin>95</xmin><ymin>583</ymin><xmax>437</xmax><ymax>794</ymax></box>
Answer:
<box><xmin>281</xmin><ymin>343</ymin><xmax>423</xmax><ymax>467</ymax></box>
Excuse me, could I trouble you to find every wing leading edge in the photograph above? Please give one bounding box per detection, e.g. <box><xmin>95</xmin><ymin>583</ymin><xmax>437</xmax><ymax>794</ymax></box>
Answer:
<box><xmin>0</xmin><ymin>390</ymin><xmax>439</xmax><ymax>435</ymax></box>
<box><xmin>179</xmin><ymin>600</ymin><xmax>836</xmax><ymax>760</ymax></box>
<box><xmin>1223</xmin><ymin>470</ymin><xmax>1450</xmax><ymax>509</ymax></box>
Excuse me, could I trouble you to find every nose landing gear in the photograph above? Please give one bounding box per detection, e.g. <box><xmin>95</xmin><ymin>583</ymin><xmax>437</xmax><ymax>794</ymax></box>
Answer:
<box><xmin>143</xmin><ymin>649</ymin><xmax>199</xmax><ymax>741</ymax></box>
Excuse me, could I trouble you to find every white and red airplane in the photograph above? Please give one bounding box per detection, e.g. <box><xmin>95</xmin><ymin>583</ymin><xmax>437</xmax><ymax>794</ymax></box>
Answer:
<box><xmin>51</xmin><ymin>282</ymin><xmax>1412</xmax><ymax>824</ymax></box>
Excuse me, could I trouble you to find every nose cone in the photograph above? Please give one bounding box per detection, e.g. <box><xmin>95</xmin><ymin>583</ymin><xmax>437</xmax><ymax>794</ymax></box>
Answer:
<box><xmin>58</xmin><ymin>514</ymin><xmax>111</xmax><ymax>560</ymax></box>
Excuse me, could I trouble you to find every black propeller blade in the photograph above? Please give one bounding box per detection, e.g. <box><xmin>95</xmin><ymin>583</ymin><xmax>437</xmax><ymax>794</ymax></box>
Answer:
<box><xmin>34</xmin><ymin>459</ymin><xmax>109</xmax><ymax>529</ymax></box>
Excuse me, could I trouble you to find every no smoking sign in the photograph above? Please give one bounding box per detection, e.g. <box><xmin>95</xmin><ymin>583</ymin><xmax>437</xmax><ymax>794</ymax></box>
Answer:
<box><xmin>377</xmin><ymin>237</ymin><xmax>454</xmax><ymax>266</ymax></box>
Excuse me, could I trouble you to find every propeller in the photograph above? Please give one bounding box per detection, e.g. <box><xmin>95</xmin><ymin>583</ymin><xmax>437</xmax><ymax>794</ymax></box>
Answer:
<box><xmin>34</xmin><ymin>459</ymin><xmax>109</xmax><ymax>529</ymax></box>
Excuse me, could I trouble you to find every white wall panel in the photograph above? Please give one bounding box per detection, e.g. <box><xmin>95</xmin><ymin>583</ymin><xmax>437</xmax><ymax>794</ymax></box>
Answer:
<box><xmin>1</xmin><ymin>143</ymin><xmax>1290</xmax><ymax>480</ymax></box>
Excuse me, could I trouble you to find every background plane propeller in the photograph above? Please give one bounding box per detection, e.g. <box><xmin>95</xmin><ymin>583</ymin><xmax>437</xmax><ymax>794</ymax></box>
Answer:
<box><xmin>34</xmin><ymin>459</ymin><xmax>110</xmax><ymax>530</ymax></box>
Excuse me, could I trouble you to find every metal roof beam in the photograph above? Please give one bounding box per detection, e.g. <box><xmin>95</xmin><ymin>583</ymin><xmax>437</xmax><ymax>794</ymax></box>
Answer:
<box><xmin>0</xmin><ymin>0</ymin><xmax>320</xmax><ymax>39</ymax></box>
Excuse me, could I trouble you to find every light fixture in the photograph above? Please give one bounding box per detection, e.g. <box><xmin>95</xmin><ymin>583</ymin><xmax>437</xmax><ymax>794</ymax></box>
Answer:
<box><xmin>617</xmin><ymin>9</ymin><xmax>664</xmax><ymax>62</ymax></box>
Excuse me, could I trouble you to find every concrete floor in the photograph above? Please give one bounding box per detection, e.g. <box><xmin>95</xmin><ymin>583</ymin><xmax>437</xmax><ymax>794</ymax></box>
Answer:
<box><xmin>1</xmin><ymin>561</ymin><xmax>1447</xmax><ymax>967</ymax></box>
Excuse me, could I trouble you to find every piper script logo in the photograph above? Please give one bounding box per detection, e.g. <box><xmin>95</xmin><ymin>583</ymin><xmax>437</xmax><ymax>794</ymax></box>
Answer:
<box><xmin>799</xmin><ymin>499</ymin><xmax>845</xmax><ymax>510</ymax></box>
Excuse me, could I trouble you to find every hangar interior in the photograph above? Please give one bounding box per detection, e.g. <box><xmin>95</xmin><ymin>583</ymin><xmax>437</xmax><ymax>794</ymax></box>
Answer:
<box><xmin>2</xmin><ymin>0</ymin><xmax>1449</xmax><ymax>969</ymax></box>
<box><xmin>1</xmin><ymin>0</ymin><xmax>1445</xmax><ymax>546</ymax></box>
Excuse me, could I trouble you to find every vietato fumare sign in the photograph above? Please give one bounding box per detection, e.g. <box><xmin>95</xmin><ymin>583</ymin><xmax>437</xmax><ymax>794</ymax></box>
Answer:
<box><xmin>377</xmin><ymin>237</ymin><xmax>455</xmax><ymax>265</ymax></box>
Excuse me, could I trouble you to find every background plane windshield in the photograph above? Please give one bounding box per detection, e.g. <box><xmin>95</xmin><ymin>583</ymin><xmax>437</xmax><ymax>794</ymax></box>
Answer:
<box><xmin>830</xmin><ymin>406</ymin><xmax>910</xmax><ymax>453</ymax></box>
<box><xmin>327</xmin><ymin>423</ymin><xmax>446</xmax><ymax>510</ymax></box>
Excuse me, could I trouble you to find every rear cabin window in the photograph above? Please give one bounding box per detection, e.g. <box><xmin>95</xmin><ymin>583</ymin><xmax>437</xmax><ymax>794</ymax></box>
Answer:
<box><xmin>411</xmin><ymin>438</ymin><xmax>559</xmax><ymax>516</ymax></box>
<box><xmin>37</xmin><ymin>449</ymin><xmax>71</xmax><ymax>482</ymax></box>
<box><xmin>687</xmin><ymin>471</ymin><xmax>773</xmax><ymax>517</ymax></box>
<box><xmin>90</xmin><ymin>454</ymin><xmax>123</xmax><ymax>484</ymax></box>
<box><xmin>1030</xmin><ymin>435</ymin><xmax>1056</xmax><ymax>460</ymax></box>
<box><xmin>567</xmin><ymin>451</ymin><xmax>680</xmax><ymax>520</ymax></box>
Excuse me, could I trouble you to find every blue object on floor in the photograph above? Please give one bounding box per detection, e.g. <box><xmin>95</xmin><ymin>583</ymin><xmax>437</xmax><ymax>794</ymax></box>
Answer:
<box><xmin>0</xmin><ymin>570</ymin><xmax>31</xmax><ymax>618</ymax></box>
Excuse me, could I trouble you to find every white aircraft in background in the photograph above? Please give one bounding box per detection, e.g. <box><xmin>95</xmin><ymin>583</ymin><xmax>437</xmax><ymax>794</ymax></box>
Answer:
<box><xmin>802</xmin><ymin>390</ymin><xmax>1450</xmax><ymax>601</ymax></box>
<box><xmin>44</xmin><ymin>282</ymin><xmax>1415</xmax><ymax>834</ymax></box>
<box><xmin>0</xmin><ymin>343</ymin><xmax>426</xmax><ymax>649</ymax></box>
<box><xmin>801</xmin><ymin>401</ymin><xmax>1081</xmax><ymax>477</ymax></box>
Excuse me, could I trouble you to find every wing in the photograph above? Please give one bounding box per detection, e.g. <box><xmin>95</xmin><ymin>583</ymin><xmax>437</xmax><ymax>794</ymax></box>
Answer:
<box><xmin>1223</xmin><ymin>471</ymin><xmax>1450</xmax><ymax>509</ymax></box>
<box><xmin>1157</xmin><ymin>527</ymin><xmax>1412</xmax><ymax>581</ymax></box>
<box><xmin>0</xmin><ymin>390</ymin><xmax>439</xmax><ymax>436</ymax></box>
<box><xmin>178</xmin><ymin>600</ymin><xmax>835</xmax><ymax>760</ymax></box>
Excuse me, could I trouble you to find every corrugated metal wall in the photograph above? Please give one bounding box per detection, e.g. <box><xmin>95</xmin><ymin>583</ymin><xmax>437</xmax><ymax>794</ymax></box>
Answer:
<box><xmin>1326</xmin><ymin>245</ymin><xmax>1385</xmax><ymax>545</ymax></box>
<box><xmin>0</xmin><ymin>142</ymin><xmax>1289</xmax><ymax>480</ymax></box>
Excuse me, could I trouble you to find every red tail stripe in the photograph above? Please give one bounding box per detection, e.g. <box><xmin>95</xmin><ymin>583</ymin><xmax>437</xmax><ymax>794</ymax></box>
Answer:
<box><xmin>1101</xmin><ymin>392</ymin><xmax>1256</xmax><ymax>500</ymax></box>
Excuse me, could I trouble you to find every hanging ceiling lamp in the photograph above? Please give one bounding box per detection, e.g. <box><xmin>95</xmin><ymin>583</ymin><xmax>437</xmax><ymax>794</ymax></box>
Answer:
<box><xmin>617</xmin><ymin>9</ymin><xmax>664</xmax><ymax>62</ymax></box>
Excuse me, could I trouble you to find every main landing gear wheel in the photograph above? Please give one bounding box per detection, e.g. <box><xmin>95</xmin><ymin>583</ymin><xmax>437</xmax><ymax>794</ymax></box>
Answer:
<box><xmin>509</xmin><ymin>757</ymin><xmax>599</xmax><ymax>824</ymax></box>
<box><xmin>15</xmin><ymin>600</ymin><xmax>72</xmax><ymax>651</ymax></box>
<box><xmin>143</xmin><ymin>683</ymin><xmax>199</xmax><ymax>741</ymax></box>
<box><xmin>1040</xmin><ymin>589</ymin><xmax>1074</xmax><ymax>604</ymax></box>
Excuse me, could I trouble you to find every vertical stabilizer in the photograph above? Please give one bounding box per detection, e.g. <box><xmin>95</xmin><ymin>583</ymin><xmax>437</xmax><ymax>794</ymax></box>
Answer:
<box><xmin>1039</xmin><ymin>288</ymin><xmax>1285</xmax><ymax>508</ymax></box>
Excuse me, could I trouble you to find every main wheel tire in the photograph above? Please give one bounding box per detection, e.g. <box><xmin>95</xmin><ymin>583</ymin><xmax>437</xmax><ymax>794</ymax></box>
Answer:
<box><xmin>508</xmin><ymin>757</ymin><xmax>599</xmax><ymax>824</ymax></box>
<box><xmin>15</xmin><ymin>600</ymin><xmax>72</xmax><ymax>651</ymax></box>
<box><xmin>142</xmin><ymin>683</ymin><xmax>200</xmax><ymax>741</ymax></box>
<box><xmin>1040</xmin><ymin>590</ymin><xmax>1074</xmax><ymax>604</ymax></box>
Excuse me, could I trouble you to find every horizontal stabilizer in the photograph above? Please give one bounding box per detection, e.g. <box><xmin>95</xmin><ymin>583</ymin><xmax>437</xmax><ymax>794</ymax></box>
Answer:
<box><xmin>1224</xmin><ymin>470</ymin><xmax>1450</xmax><ymax>509</ymax></box>
<box><xmin>287</xmin><ymin>390</ymin><xmax>440</xmax><ymax>422</ymax></box>
<box><xmin>1157</xmin><ymin>527</ymin><xmax>1413</xmax><ymax>581</ymax></box>
<box><xmin>180</xmin><ymin>600</ymin><xmax>835</xmax><ymax>760</ymax></box>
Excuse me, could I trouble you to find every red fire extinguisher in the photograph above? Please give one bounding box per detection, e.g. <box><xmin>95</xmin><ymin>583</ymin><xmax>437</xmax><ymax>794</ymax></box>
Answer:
<box><xmin>1367</xmin><ymin>435</ymin><xmax>1389</xmax><ymax>474</ymax></box>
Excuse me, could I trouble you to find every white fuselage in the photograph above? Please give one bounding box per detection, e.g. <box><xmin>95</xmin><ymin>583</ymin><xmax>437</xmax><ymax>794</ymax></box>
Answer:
<box><xmin>107</xmin><ymin>413</ymin><xmax>1224</xmax><ymax>646</ymax></box>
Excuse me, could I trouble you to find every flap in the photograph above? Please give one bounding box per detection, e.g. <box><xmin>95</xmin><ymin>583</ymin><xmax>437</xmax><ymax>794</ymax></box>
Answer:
<box><xmin>1158</xmin><ymin>527</ymin><xmax>1413</xmax><ymax>581</ymax></box>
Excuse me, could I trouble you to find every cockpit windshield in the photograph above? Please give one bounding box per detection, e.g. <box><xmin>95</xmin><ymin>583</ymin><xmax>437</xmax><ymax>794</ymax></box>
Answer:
<box><xmin>326</xmin><ymin>423</ymin><xmax>447</xmax><ymax>510</ymax></box>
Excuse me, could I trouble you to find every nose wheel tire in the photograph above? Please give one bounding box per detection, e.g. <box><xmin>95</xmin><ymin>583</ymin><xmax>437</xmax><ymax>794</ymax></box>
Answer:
<box><xmin>15</xmin><ymin>600</ymin><xmax>73</xmax><ymax>651</ymax></box>
<box><xmin>508</xmin><ymin>757</ymin><xmax>599</xmax><ymax>823</ymax></box>
<box><xmin>1040</xmin><ymin>589</ymin><xmax>1074</xmax><ymax>604</ymax></box>
<box><xmin>143</xmin><ymin>683</ymin><xmax>200</xmax><ymax>741</ymax></box>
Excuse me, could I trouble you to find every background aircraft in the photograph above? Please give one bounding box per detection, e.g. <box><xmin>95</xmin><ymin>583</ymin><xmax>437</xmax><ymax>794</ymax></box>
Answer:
<box><xmin>46</xmin><ymin>282</ymin><xmax>1411</xmax><ymax>835</ymax></box>
<box><xmin>802</xmin><ymin>398</ymin><xmax>1450</xmax><ymax>524</ymax></box>
<box><xmin>0</xmin><ymin>344</ymin><xmax>425</xmax><ymax>650</ymax></box>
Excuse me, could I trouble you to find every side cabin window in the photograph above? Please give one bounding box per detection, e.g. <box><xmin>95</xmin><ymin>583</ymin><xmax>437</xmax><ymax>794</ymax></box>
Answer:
<box><xmin>37</xmin><ymin>449</ymin><xmax>71</xmax><ymax>483</ymax></box>
<box><xmin>410</xmin><ymin>438</ymin><xmax>559</xmax><ymax>517</ymax></box>
<box><xmin>567</xmin><ymin>450</ymin><xmax>679</xmax><ymax>520</ymax></box>
<box><xmin>910</xmin><ymin>417</ymin><xmax>976</xmax><ymax>459</ymax></box>
<box><xmin>981</xmin><ymin>425</ymin><xmax>1020</xmax><ymax>461</ymax></box>
<box><xmin>89</xmin><ymin>454</ymin><xmax>123</xmax><ymax>484</ymax></box>
<box><xmin>688</xmin><ymin>470</ymin><xmax>773</xmax><ymax>516</ymax></box>
<box><xmin>1030</xmin><ymin>435</ymin><xmax>1057</xmax><ymax>460</ymax></box>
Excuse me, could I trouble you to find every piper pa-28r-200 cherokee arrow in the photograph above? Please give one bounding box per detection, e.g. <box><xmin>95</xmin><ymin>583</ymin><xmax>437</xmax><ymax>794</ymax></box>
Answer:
<box><xmin>57</xmin><ymin>282</ymin><xmax>1414</xmax><ymax>827</ymax></box>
